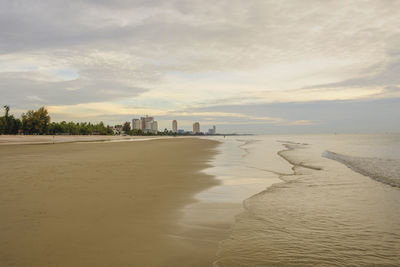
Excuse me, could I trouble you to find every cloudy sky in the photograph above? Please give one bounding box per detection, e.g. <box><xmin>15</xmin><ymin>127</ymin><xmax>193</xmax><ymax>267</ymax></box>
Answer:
<box><xmin>1</xmin><ymin>0</ymin><xmax>400</xmax><ymax>133</ymax></box>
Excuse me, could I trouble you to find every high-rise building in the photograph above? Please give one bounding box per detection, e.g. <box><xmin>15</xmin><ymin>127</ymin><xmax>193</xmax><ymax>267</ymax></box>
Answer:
<box><xmin>193</xmin><ymin>122</ymin><xmax>200</xmax><ymax>134</ymax></box>
<box><xmin>140</xmin><ymin>117</ymin><xmax>145</xmax><ymax>130</ymax></box>
<box><xmin>151</xmin><ymin>121</ymin><xmax>158</xmax><ymax>134</ymax></box>
<box><xmin>172</xmin><ymin>120</ymin><xmax>178</xmax><ymax>133</ymax></box>
<box><xmin>145</xmin><ymin>121</ymin><xmax>152</xmax><ymax>131</ymax></box>
<box><xmin>132</xmin><ymin>115</ymin><xmax>158</xmax><ymax>134</ymax></box>
<box><xmin>132</xmin><ymin>119</ymin><xmax>141</xmax><ymax>130</ymax></box>
<box><xmin>208</xmin><ymin>125</ymin><xmax>216</xmax><ymax>135</ymax></box>
<box><xmin>140</xmin><ymin>115</ymin><xmax>154</xmax><ymax>133</ymax></box>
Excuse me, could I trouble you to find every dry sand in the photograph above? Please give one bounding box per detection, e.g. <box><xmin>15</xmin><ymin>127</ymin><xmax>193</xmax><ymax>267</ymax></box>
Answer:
<box><xmin>0</xmin><ymin>134</ymin><xmax>163</xmax><ymax>145</ymax></box>
<box><xmin>0</xmin><ymin>138</ymin><xmax>221</xmax><ymax>266</ymax></box>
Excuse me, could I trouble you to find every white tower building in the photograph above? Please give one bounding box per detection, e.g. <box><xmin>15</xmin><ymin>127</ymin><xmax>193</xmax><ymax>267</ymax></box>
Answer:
<box><xmin>132</xmin><ymin>119</ymin><xmax>141</xmax><ymax>130</ymax></box>
<box><xmin>193</xmin><ymin>122</ymin><xmax>200</xmax><ymax>134</ymax></box>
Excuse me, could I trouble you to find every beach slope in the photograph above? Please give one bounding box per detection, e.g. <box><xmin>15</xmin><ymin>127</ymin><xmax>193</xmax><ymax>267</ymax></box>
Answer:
<box><xmin>0</xmin><ymin>138</ymin><xmax>219</xmax><ymax>266</ymax></box>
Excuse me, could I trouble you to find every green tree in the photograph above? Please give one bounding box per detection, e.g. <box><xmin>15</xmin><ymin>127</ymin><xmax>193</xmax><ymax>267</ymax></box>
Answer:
<box><xmin>0</xmin><ymin>105</ymin><xmax>116</xmax><ymax>136</ymax></box>
<box><xmin>106</xmin><ymin>125</ymin><xmax>114</xmax><ymax>135</ymax></box>
<box><xmin>0</xmin><ymin>106</ymin><xmax>22</xmax><ymax>134</ymax></box>
<box><xmin>0</xmin><ymin>116</ymin><xmax>5</xmax><ymax>134</ymax></box>
<box><xmin>22</xmin><ymin>107</ymin><xmax>51</xmax><ymax>134</ymax></box>
<box><xmin>122</xmin><ymin>121</ymin><xmax>131</xmax><ymax>133</ymax></box>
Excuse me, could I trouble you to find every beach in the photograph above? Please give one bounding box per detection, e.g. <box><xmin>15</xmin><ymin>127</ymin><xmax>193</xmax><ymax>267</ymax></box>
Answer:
<box><xmin>0</xmin><ymin>134</ymin><xmax>163</xmax><ymax>145</ymax></box>
<box><xmin>0</xmin><ymin>138</ymin><xmax>221</xmax><ymax>266</ymax></box>
<box><xmin>1</xmin><ymin>134</ymin><xmax>400</xmax><ymax>266</ymax></box>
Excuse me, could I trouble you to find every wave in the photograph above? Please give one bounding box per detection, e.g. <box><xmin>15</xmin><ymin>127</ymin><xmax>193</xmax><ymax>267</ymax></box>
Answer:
<box><xmin>323</xmin><ymin>151</ymin><xmax>400</xmax><ymax>188</ymax></box>
<box><xmin>278</xmin><ymin>142</ymin><xmax>322</xmax><ymax>171</ymax></box>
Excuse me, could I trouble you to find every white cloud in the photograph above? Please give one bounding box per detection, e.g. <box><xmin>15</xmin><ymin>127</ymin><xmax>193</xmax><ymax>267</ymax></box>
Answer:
<box><xmin>1</xmin><ymin>0</ymin><xmax>399</xmax><ymax>132</ymax></box>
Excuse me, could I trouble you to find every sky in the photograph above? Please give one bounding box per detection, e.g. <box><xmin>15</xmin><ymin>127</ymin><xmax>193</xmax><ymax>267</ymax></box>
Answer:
<box><xmin>1</xmin><ymin>0</ymin><xmax>400</xmax><ymax>133</ymax></box>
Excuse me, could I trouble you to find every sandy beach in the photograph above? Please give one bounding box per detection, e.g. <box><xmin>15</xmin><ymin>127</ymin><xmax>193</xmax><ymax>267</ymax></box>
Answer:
<box><xmin>0</xmin><ymin>134</ymin><xmax>165</xmax><ymax>145</ymax></box>
<box><xmin>0</xmin><ymin>138</ymin><xmax>221</xmax><ymax>266</ymax></box>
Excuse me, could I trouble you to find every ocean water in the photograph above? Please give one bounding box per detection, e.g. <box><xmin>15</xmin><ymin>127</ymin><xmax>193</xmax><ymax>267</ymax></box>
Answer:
<box><xmin>188</xmin><ymin>134</ymin><xmax>400</xmax><ymax>266</ymax></box>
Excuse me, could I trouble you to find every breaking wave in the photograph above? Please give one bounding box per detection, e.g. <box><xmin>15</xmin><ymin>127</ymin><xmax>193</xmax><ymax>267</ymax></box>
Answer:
<box><xmin>323</xmin><ymin>151</ymin><xmax>400</xmax><ymax>188</ymax></box>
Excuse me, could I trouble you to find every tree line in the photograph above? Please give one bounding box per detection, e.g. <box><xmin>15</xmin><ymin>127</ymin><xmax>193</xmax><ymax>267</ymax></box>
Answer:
<box><xmin>0</xmin><ymin>105</ymin><xmax>203</xmax><ymax>136</ymax></box>
<box><xmin>0</xmin><ymin>106</ymin><xmax>113</xmax><ymax>135</ymax></box>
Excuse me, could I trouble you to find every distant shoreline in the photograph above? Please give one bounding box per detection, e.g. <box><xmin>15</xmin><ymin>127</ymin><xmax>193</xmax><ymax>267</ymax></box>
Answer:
<box><xmin>0</xmin><ymin>135</ymin><xmax>172</xmax><ymax>145</ymax></box>
<box><xmin>0</xmin><ymin>134</ymin><xmax>252</xmax><ymax>145</ymax></box>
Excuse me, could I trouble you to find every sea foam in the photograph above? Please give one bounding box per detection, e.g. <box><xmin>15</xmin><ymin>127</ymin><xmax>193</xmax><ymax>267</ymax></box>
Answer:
<box><xmin>323</xmin><ymin>150</ymin><xmax>400</xmax><ymax>187</ymax></box>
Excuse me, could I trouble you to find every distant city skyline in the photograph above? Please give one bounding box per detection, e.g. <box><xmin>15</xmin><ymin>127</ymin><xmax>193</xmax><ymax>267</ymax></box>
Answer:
<box><xmin>129</xmin><ymin>117</ymin><xmax>217</xmax><ymax>135</ymax></box>
<box><xmin>1</xmin><ymin>1</ymin><xmax>399</xmax><ymax>133</ymax></box>
<box><xmin>131</xmin><ymin>115</ymin><xmax>158</xmax><ymax>134</ymax></box>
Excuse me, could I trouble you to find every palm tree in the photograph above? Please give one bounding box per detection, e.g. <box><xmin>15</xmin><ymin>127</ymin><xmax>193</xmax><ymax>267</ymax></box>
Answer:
<box><xmin>3</xmin><ymin>105</ymin><xmax>9</xmax><ymax>117</ymax></box>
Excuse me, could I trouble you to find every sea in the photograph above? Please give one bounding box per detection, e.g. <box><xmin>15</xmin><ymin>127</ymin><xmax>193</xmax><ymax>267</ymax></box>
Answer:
<box><xmin>182</xmin><ymin>134</ymin><xmax>400</xmax><ymax>266</ymax></box>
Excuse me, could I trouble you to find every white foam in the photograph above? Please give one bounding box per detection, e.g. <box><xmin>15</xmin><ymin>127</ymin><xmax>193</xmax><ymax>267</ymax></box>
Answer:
<box><xmin>323</xmin><ymin>150</ymin><xmax>400</xmax><ymax>187</ymax></box>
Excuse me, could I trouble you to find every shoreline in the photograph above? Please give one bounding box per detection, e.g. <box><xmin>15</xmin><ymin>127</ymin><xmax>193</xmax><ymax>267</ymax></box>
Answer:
<box><xmin>185</xmin><ymin>137</ymin><xmax>292</xmax><ymax>266</ymax></box>
<box><xmin>0</xmin><ymin>138</ymin><xmax>221</xmax><ymax>266</ymax></box>
<box><xmin>213</xmin><ymin>135</ymin><xmax>400</xmax><ymax>266</ymax></box>
<box><xmin>0</xmin><ymin>134</ymin><xmax>173</xmax><ymax>145</ymax></box>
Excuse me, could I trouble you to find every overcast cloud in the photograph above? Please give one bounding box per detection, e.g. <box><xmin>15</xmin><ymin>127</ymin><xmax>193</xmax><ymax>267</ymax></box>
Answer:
<box><xmin>1</xmin><ymin>0</ymin><xmax>399</xmax><ymax>132</ymax></box>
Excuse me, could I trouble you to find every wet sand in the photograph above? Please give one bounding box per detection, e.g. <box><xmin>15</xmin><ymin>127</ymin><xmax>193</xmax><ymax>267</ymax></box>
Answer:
<box><xmin>214</xmin><ymin>135</ymin><xmax>400</xmax><ymax>266</ymax></box>
<box><xmin>0</xmin><ymin>138</ymin><xmax>220</xmax><ymax>266</ymax></box>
